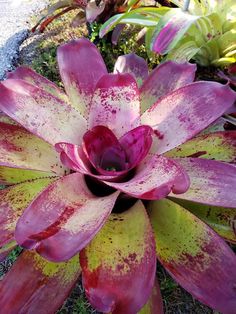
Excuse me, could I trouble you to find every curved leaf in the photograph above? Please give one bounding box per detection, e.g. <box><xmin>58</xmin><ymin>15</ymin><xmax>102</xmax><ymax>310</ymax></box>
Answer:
<box><xmin>0</xmin><ymin>79</ymin><xmax>86</xmax><ymax>146</ymax></box>
<box><xmin>141</xmin><ymin>81</ymin><xmax>236</xmax><ymax>154</ymax></box>
<box><xmin>7</xmin><ymin>66</ymin><xmax>68</xmax><ymax>102</ymax></box>
<box><xmin>0</xmin><ymin>166</ymin><xmax>55</xmax><ymax>185</ymax></box>
<box><xmin>151</xmin><ymin>8</ymin><xmax>199</xmax><ymax>54</ymax></box>
<box><xmin>148</xmin><ymin>198</ymin><xmax>236</xmax><ymax>313</ymax></box>
<box><xmin>80</xmin><ymin>200</ymin><xmax>156</xmax><ymax>314</ymax></box>
<box><xmin>140</xmin><ymin>61</ymin><xmax>196</xmax><ymax>112</ymax></box>
<box><xmin>89</xmin><ymin>73</ymin><xmax>141</xmax><ymax>138</ymax></box>
<box><xmin>0</xmin><ymin>250</ymin><xmax>81</xmax><ymax>313</ymax></box>
<box><xmin>172</xmin><ymin>198</ymin><xmax>236</xmax><ymax>243</ymax></box>
<box><xmin>172</xmin><ymin>158</ymin><xmax>236</xmax><ymax>208</ymax></box>
<box><xmin>16</xmin><ymin>173</ymin><xmax>119</xmax><ymax>262</ymax></box>
<box><xmin>100</xmin><ymin>7</ymin><xmax>169</xmax><ymax>38</ymax></box>
<box><xmin>165</xmin><ymin>131</ymin><xmax>236</xmax><ymax>162</ymax></box>
<box><xmin>57</xmin><ymin>38</ymin><xmax>107</xmax><ymax>117</ymax></box>
<box><xmin>0</xmin><ymin>122</ymin><xmax>66</xmax><ymax>175</ymax></box>
<box><xmin>103</xmin><ymin>154</ymin><xmax>190</xmax><ymax>200</ymax></box>
<box><xmin>114</xmin><ymin>53</ymin><xmax>149</xmax><ymax>87</ymax></box>
<box><xmin>0</xmin><ymin>178</ymin><xmax>56</xmax><ymax>248</ymax></box>
<box><xmin>138</xmin><ymin>279</ymin><xmax>164</xmax><ymax>314</ymax></box>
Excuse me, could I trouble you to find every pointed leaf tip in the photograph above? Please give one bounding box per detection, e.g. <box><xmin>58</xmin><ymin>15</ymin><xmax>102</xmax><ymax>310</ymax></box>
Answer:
<box><xmin>80</xmin><ymin>201</ymin><xmax>156</xmax><ymax>314</ymax></box>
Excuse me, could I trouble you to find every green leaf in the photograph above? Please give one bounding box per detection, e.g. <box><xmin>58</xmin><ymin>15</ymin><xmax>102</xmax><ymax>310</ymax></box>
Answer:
<box><xmin>165</xmin><ymin>131</ymin><xmax>236</xmax><ymax>163</ymax></box>
<box><xmin>148</xmin><ymin>198</ymin><xmax>236</xmax><ymax>313</ymax></box>
<box><xmin>170</xmin><ymin>198</ymin><xmax>236</xmax><ymax>243</ymax></box>
<box><xmin>151</xmin><ymin>8</ymin><xmax>200</xmax><ymax>54</ymax></box>
<box><xmin>0</xmin><ymin>250</ymin><xmax>81</xmax><ymax>313</ymax></box>
<box><xmin>99</xmin><ymin>7</ymin><xmax>170</xmax><ymax>37</ymax></box>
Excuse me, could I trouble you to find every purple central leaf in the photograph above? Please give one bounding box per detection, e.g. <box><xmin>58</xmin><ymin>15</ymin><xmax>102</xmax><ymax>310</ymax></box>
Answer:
<box><xmin>56</xmin><ymin>124</ymin><xmax>153</xmax><ymax>181</ymax></box>
<box><xmin>99</xmin><ymin>146</ymin><xmax>127</xmax><ymax>171</ymax></box>
<box><xmin>82</xmin><ymin>125</ymin><xmax>126</xmax><ymax>174</ymax></box>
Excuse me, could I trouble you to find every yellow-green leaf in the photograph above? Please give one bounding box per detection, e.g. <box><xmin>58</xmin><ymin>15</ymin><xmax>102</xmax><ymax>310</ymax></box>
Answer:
<box><xmin>165</xmin><ymin>131</ymin><xmax>236</xmax><ymax>162</ymax></box>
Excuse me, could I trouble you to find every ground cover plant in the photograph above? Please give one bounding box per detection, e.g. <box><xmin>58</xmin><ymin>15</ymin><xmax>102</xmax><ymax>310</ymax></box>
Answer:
<box><xmin>0</xmin><ymin>36</ymin><xmax>236</xmax><ymax>313</ymax></box>
<box><xmin>100</xmin><ymin>0</ymin><xmax>236</xmax><ymax>67</ymax></box>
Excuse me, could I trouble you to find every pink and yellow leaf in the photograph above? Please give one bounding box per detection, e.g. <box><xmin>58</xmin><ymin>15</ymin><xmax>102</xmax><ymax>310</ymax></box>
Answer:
<box><xmin>80</xmin><ymin>200</ymin><xmax>156</xmax><ymax>314</ymax></box>
<box><xmin>166</xmin><ymin>131</ymin><xmax>236</xmax><ymax>162</ymax></box>
<box><xmin>148</xmin><ymin>198</ymin><xmax>236</xmax><ymax>313</ymax></box>
<box><xmin>0</xmin><ymin>250</ymin><xmax>81</xmax><ymax>313</ymax></box>
<box><xmin>0</xmin><ymin>178</ymin><xmax>56</xmax><ymax>248</ymax></box>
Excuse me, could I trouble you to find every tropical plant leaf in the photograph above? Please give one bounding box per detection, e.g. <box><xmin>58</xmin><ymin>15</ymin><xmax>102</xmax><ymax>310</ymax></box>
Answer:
<box><xmin>171</xmin><ymin>198</ymin><xmax>236</xmax><ymax>243</ymax></box>
<box><xmin>148</xmin><ymin>198</ymin><xmax>236</xmax><ymax>313</ymax></box>
<box><xmin>99</xmin><ymin>7</ymin><xmax>169</xmax><ymax>37</ymax></box>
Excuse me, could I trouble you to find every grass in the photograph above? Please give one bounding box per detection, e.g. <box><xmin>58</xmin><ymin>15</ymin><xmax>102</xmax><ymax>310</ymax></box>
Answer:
<box><xmin>0</xmin><ymin>246</ymin><xmax>22</xmax><ymax>280</ymax></box>
<box><xmin>57</xmin><ymin>281</ymin><xmax>99</xmax><ymax>314</ymax></box>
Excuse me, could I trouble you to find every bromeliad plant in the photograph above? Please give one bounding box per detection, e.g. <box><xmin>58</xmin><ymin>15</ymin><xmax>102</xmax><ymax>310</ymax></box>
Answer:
<box><xmin>100</xmin><ymin>0</ymin><xmax>236</xmax><ymax>67</ymax></box>
<box><xmin>32</xmin><ymin>0</ymin><xmax>104</xmax><ymax>32</ymax></box>
<box><xmin>0</xmin><ymin>38</ymin><xmax>236</xmax><ymax>313</ymax></box>
<box><xmin>32</xmin><ymin>0</ymin><xmax>139</xmax><ymax>32</ymax></box>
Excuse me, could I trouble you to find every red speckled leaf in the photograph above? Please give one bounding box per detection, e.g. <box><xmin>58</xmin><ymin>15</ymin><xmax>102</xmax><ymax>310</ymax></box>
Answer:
<box><xmin>0</xmin><ymin>121</ymin><xmax>66</xmax><ymax>175</ymax></box>
<box><xmin>89</xmin><ymin>73</ymin><xmax>141</xmax><ymax>138</ymax></box>
<box><xmin>141</xmin><ymin>81</ymin><xmax>236</xmax><ymax>154</ymax></box>
<box><xmin>0</xmin><ymin>166</ymin><xmax>54</xmax><ymax>185</ymax></box>
<box><xmin>57</xmin><ymin>38</ymin><xmax>107</xmax><ymax>117</ymax></box>
<box><xmin>148</xmin><ymin>198</ymin><xmax>236</xmax><ymax>313</ymax></box>
<box><xmin>172</xmin><ymin>158</ymin><xmax>236</xmax><ymax>208</ymax></box>
<box><xmin>103</xmin><ymin>154</ymin><xmax>189</xmax><ymax>200</ymax></box>
<box><xmin>15</xmin><ymin>173</ymin><xmax>119</xmax><ymax>262</ymax></box>
<box><xmin>114</xmin><ymin>53</ymin><xmax>149</xmax><ymax>87</ymax></box>
<box><xmin>140</xmin><ymin>61</ymin><xmax>196</xmax><ymax>112</ymax></box>
<box><xmin>80</xmin><ymin>201</ymin><xmax>156</xmax><ymax>314</ymax></box>
<box><xmin>0</xmin><ymin>79</ymin><xmax>86</xmax><ymax>146</ymax></box>
<box><xmin>172</xmin><ymin>198</ymin><xmax>236</xmax><ymax>244</ymax></box>
<box><xmin>7</xmin><ymin>66</ymin><xmax>68</xmax><ymax>102</ymax></box>
<box><xmin>0</xmin><ymin>178</ymin><xmax>56</xmax><ymax>249</ymax></box>
<box><xmin>166</xmin><ymin>131</ymin><xmax>236</xmax><ymax>162</ymax></box>
<box><xmin>0</xmin><ymin>250</ymin><xmax>81</xmax><ymax>313</ymax></box>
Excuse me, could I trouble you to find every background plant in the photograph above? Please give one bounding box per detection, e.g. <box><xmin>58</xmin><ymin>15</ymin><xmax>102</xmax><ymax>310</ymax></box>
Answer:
<box><xmin>100</xmin><ymin>0</ymin><xmax>236</xmax><ymax>67</ymax></box>
<box><xmin>33</xmin><ymin>0</ymin><xmax>142</xmax><ymax>32</ymax></box>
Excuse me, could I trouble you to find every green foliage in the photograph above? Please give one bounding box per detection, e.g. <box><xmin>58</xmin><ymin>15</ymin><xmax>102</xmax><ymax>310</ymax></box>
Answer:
<box><xmin>7</xmin><ymin>246</ymin><xmax>23</xmax><ymax>264</ymax></box>
<box><xmin>30</xmin><ymin>7</ymin><xmax>160</xmax><ymax>86</ymax></box>
<box><xmin>57</xmin><ymin>281</ymin><xmax>98</xmax><ymax>314</ymax></box>
<box><xmin>28</xmin><ymin>10</ymin><xmax>88</xmax><ymax>84</ymax></box>
<box><xmin>0</xmin><ymin>246</ymin><xmax>23</xmax><ymax>279</ymax></box>
<box><xmin>160</xmin><ymin>274</ymin><xmax>178</xmax><ymax>296</ymax></box>
<box><xmin>90</xmin><ymin>22</ymin><xmax>159</xmax><ymax>71</ymax></box>
<box><xmin>32</xmin><ymin>45</ymin><xmax>61</xmax><ymax>84</ymax></box>
<box><xmin>100</xmin><ymin>0</ymin><xmax>236</xmax><ymax>67</ymax></box>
